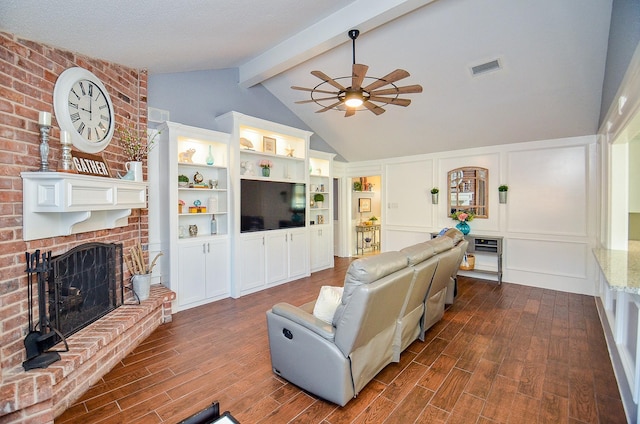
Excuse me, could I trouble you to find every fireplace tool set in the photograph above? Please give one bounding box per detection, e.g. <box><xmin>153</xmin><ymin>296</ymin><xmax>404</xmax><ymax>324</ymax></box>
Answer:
<box><xmin>23</xmin><ymin>249</ymin><xmax>69</xmax><ymax>371</ymax></box>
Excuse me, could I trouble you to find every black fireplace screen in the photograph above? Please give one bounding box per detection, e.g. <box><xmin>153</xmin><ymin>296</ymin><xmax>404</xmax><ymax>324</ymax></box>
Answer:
<box><xmin>47</xmin><ymin>242</ymin><xmax>124</xmax><ymax>344</ymax></box>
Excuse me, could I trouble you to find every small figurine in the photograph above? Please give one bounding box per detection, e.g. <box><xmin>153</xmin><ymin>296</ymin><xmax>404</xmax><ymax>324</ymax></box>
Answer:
<box><xmin>240</xmin><ymin>137</ymin><xmax>254</xmax><ymax>150</ymax></box>
<box><xmin>241</xmin><ymin>161</ymin><xmax>256</xmax><ymax>176</ymax></box>
<box><xmin>179</xmin><ymin>148</ymin><xmax>196</xmax><ymax>163</ymax></box>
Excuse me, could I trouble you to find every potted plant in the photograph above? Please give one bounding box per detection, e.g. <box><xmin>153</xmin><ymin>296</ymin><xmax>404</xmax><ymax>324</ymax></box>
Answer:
<box><xmin>314</xmin><ymin>193</ymin><xmax>325</xmax><ymax>208</ymax></box>
<box><xmin>117</xmin><ymin>125</ymin><xmax>160</xmax><ymax>182</ymax></box>
<box><xmin>498</xmin><ymin>185</ymin><xmax>508</xmax><ymax>203</ymax></box>
<box><xmin>178</xmin><ymin>174</ymin><xmax>189</xmax><ymax>187</ymax></box>
<box><xmin>430</xmin><ymin>187</ymin><xmax>439</xmax><ymax>204</ymax></box>
<box><xmin>125</xmin><ymin>243</ymin><xmax>163</xmax><ymax>302</ymax></box>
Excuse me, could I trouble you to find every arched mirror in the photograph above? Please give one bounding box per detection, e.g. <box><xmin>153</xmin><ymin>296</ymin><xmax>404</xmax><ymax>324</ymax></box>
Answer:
<box><xmin>448</xmin><ymin>167</ymin><xmax>488</xmax><ymax>218</ymax></box>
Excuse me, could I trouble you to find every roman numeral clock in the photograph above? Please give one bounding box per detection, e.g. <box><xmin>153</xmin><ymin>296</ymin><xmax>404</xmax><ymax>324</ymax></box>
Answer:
<box><xmin>53</xmin><ymin>67</ymin><xmax>115</xmax><ymax>153</ymax></box>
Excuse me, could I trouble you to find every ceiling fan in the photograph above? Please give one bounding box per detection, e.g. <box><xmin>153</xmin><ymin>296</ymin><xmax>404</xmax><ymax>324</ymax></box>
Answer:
<box><xmin>292</xmin><ymin>29</ymin><xmax>423</xmax><ymax>117</ymax></box>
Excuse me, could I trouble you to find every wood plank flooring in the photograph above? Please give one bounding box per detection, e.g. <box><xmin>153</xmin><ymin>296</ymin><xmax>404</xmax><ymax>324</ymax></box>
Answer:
<box><xmin>56</xmin><ymin>257</ymin><xmax>627</xmax><ymax>423</ymax></box>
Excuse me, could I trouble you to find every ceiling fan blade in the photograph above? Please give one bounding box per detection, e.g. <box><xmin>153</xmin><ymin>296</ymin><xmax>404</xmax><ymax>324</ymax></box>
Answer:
<box><xmin>368</xmin><ymin>96</ymin><xmax>412</xmax><ymax>107</ymax></box>
<box><xmin>370</xmin><ymin>84</ymin><xmax>423</xmax><ymax>96</ymax></box>
<box><xmin>295</xmin><ymin>96</ymin><xmax>339</xmax><ymax>104</ymax></box>
<box><xmin>316</xmin><ymin>100</ymin><xmax>344</xmax><ymax>113</ymax></box>
<box><xmin>363</xmin><ymin>100</ymin><xmax>386</xmax><ymax>115</ymax></box>
<box><xmin>291</xmin><ymin>86</ymin><xmax>339</xmax><ymax>95</ymax></box>
<box><xmin>352</xmin><ymin>64</ymin><xmax>368</xmax><ymax>91</ymax></box>
<box><xmin>363</xmin><ymin>69</ymin><xmax>410</xmax><ymax>92</ymax></box>
<box><xmin>311</xmin><ymin>70</ymin><xmax>347</xmax><ymax>91</ymax></box>
<box><xmin>345</xmin><ymin>108</ymin><xmax>356</xmax><ymax>117</ymax></box>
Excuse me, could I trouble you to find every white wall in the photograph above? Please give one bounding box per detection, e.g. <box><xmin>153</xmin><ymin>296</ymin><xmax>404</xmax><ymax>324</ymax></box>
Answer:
<box><xmin>342</xmin><ymin>135</ymin><xmax>598</xmax><ymax>296</ymax></box>
<box><xmin>630</xmin><ymin>141</ymin><xmax>640</xmax><ymax>213</ymax></box>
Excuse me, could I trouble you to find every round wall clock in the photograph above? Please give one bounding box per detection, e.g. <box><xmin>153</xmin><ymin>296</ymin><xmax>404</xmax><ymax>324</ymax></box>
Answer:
<box><xmin>53</xmin><ymin>67</ymin><xmax>115</xmax><ymax>153</ymax></box>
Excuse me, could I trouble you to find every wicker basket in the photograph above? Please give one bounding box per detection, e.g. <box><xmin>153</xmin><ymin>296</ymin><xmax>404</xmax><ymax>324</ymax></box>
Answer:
<box><xmin>459</xmin><ymin>253</ymin><xmax>475</xmax><ymax>270</ymax></box>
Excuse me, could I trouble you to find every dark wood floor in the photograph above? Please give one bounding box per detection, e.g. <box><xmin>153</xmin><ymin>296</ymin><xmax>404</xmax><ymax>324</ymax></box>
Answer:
<box><xmin>56</xmin><ymin>257</ymin><xmax>627</xmax><ymax>424</ymax></box>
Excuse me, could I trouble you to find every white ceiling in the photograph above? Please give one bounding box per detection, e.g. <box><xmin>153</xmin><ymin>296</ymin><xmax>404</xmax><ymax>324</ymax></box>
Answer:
<box><xmin>1</xmin><ymin>0</ymin><xmax>613</xmax><ymax>162</ymax></box>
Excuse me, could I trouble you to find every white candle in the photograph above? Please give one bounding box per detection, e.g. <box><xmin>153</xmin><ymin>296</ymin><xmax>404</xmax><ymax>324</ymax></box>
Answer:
<box><xmin>39</xmin><ymin>111</ymin><xmax>51</xmax><ymax>126</ymax></box>
<box><xmin>60</xmin><ymin>130</ymin><xmax>71</xmax><ymax>145</ymax></box>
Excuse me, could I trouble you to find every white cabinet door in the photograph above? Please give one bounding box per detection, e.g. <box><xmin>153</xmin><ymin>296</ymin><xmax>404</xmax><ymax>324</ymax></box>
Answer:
<box><xmin>239</xmin><ymin>234</ymin><xmax>266</xmax><ymax>293</ymax></box>
<box><xmin>310</xmin><ymin>227</ymin><xmax>331</xmax><ymax>272</ymax></box>
<box><xmin>266</xmin><ymin>232</ymin><xmax>288</xmax><ymax>285</ymax></box>
<box><xmin>288</xmin><ymin>229</ymin><xmax>309</xmax><ymax>280</ymax></box>
<box><xmin>177</xmin><ymin>241</ymin><xmax>208</xmax><ymax>307</ymax></box>
<box><xmin>205</xmin><ymin>238</ymin><xmax>229</xmax><ymax>298</ymax></box>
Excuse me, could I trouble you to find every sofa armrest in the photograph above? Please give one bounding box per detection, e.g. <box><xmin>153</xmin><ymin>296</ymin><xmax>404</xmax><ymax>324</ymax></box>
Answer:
<box><xmin>271</xmin><ymin>303</ymin><xmax>335</xmax><ymax>341</ymax></box>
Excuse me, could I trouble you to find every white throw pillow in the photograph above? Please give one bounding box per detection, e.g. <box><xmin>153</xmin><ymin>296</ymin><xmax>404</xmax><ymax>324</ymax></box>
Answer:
<box><xmin>312</xmin><ymin>286</ymin><xmax>344</xmax><ymax>324</ymax></box>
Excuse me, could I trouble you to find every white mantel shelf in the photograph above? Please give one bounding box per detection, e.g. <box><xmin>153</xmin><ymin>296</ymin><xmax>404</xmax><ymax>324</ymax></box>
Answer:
<box><xmin>21</xmin><ymin>172</ymin><xmax>148</xmax><ymax>241</ymax></box>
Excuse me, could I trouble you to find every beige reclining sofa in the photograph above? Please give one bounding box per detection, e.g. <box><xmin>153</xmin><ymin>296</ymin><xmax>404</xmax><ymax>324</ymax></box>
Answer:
<box><xmin>266</xmin><ymin>228</ymin><xmax>467</xmax><ymax>406</ymax></box>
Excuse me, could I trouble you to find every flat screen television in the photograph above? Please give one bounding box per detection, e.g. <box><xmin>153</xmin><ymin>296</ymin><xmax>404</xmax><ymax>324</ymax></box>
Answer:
<box><xmin>240</xmin><ymin>180</ymin><xmax>306</xmax><ymax>232</ymax></box>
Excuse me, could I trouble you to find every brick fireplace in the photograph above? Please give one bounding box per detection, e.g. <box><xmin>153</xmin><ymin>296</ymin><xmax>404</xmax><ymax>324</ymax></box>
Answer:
<box><xmin>0</xmin><ymin>32</ymin><xmax>173</xmax><ymax>423</ymax></box>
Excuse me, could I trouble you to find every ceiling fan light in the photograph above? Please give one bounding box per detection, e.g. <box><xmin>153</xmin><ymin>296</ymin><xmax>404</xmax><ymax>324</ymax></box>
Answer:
<box><xmin>344</xmin><ymin>91</ymin><xmax>363</xmax><ymax>108</ymax></box>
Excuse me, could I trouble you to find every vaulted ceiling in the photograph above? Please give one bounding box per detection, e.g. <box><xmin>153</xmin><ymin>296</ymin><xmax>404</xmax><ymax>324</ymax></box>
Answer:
<box><xmin>1</xmin><ymin>0</ymin><xmax>613</xmax><ymax>161</ymax></box>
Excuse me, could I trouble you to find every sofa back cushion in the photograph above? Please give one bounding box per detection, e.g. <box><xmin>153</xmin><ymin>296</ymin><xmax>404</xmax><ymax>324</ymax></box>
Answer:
<box><xmin>400</xmin><ymin>242</ymin><xmax>436</xmax><ymax>266</ymax></box>
<box><xmin>335</xmin><ymin>251</ymin><xmax>408</xmax><ymax>326</ymax></box>
<box><xmin>443</xmin><ymin>227</ymin><xmax>465</xmax><ymax>245</ymax></box>
<box><xmin>428</xmin><ymin>236</ymin><xmax>455</xmax><ymax>253</ymax></box>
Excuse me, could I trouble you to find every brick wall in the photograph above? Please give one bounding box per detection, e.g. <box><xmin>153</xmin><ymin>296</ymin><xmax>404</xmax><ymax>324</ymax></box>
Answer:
<box><xmin>0</xmin><ymin>31</ymin><xmax>154</xmax><ymax>421</ymax></box>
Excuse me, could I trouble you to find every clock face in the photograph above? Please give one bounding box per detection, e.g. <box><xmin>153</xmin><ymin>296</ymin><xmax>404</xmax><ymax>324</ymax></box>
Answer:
<box><xmin>54</xmin><ymin>67</ymin><xmax>115</xmax><ymax>153</ymax></box>
<box><xmin>67</xmin><ymin>79</ymin><xmax>112</xmax><ymax>143</ymax></box>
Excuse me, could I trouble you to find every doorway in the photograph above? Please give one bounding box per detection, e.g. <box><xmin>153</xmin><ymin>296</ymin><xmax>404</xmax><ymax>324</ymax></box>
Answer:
<box><xmin>351</xmin><ymin>175</ymin><xmax>381</xmax><ymax>256</ymax></box>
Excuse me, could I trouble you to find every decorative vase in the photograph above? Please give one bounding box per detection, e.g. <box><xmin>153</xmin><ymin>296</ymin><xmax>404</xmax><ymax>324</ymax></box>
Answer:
<box><xmin>131</xmin><ymin>274</ymin><xmax>151</xmax><ymax>301</ymax></box>
<box><xmin>206</xmin><ymin>145</ymin><xmax>214</xmax><ymax>165</ymax></box>
<box><xmin>456</xmin><ymin>221</ymin><xmax>470</xmax><ymax>235</ymax></box>
<box><xmin>119</xmin><ymin>161</ymin><xmax>143</xmax><ymax>181</ymax></box>
<box><xmin>499</xmin><ymin>191</ymin><xmax>507</xmax><ymax>204</ymax></box>
<box><xmin>431</xmin><ymin>193</ymin><xmax>438</xmax><ymax>204</ymax></box>
<box><xmin>188</xmin><ymin>224</ymin><xmax>198</xmax><ymax>237</ymax></box>
<box><xmin>262</xmin><ymin>167</ymin><xmax>270</xmax><ymax>177</ymax></box>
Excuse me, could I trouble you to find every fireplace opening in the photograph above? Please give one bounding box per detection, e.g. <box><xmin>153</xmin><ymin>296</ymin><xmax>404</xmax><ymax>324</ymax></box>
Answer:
<box><xmin>23</xmin><ymin>243</ymin><xmax>124</xmax><ymax>370</ymax></box>
<box><xmin>47</xmin><ymin>242</ymin><xmax>124</xmax><ymax>344</ymax></box>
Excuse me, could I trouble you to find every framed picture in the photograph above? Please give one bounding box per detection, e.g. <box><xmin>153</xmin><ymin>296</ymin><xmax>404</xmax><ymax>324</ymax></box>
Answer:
<box><xmin>358</xmin><ymin>198</ymin><xmax>371</xmax><ymax>212</ymax></box>
<box><xmin>263</xmin><ymin>136</ymin><xmax>276</xmax><ymax>155</ymax></box>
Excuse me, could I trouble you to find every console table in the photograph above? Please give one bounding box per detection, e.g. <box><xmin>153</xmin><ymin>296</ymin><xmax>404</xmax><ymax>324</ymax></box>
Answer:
<box><xmin>356</xmin><ymin>224</ymin><xmax>380</xmax><ymax>255</ymax></box>
<box><xmin>465</xmin><ymin>235</ymin><xmax>503</xmax><ymax>284</ymax></box>
<box><xmin>431</xmin><ymin>232</ymin><xmax>503</xmax><ymax>284</ymax></box>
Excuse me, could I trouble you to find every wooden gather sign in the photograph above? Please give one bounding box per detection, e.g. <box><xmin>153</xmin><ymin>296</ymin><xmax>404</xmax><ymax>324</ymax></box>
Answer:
<box><xmin>71</xmin><ymin>151</ymin><xmax>112</xmax><ymax>177</ymax></box>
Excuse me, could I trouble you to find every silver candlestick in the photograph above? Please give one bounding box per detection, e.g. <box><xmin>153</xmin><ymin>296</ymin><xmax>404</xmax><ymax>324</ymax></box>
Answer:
<box><xmin>39</xmin><ymin>125</ymin><xmax>51</xmax><ymax>172</ymax></box>
<box><xmin>59</xmin><ymin>130</ymin><xmax>75</xmax><ymax>172</ymax></box>
<box><xmin>38</xmin><ymin>111</ymin><xmax>52</xmax><ymax>172</ymax></box>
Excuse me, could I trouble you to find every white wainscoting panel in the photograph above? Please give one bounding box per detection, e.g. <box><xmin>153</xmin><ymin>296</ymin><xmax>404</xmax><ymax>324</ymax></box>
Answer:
<box><xmin>507</xmin><ymin>145</ymin><xmax>588</xmax><ymax>236</ymax></box>
<box><xmin>385</xmin><ymin>159</ymin><xmax>433</xmax><ymax>227</ymax></box>
<box><xmin>507</xmin><ymin>238</ymin><xmax>588</xmax><ymax>278</ymax></box>
<box><xmin>384</xmin><ymin>228</ymin><xmax>431</xmax><ymax>252</ymax></box>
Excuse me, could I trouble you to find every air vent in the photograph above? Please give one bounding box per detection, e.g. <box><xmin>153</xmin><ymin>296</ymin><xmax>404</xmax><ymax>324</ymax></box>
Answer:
<box><xmin>470</xmin><ymin>59</ymin><xmax>502</xmax><ymax>76</ymax></box>
<box><xmin>148</xmin><ymin>107</ymin><xmax>170</xmax><ymax>123</ymax></box>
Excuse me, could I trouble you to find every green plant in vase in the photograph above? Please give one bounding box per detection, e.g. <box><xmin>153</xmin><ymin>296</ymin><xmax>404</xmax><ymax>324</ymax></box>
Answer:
<box><xmin>498</xmin><ymin>184</ymin><xmax>508</xmax><ymax>204</ymax></box>
<box><xmin>314</xmin><ymin>193</ymin><xmax>325</xmax><ymax>208</ymax></box>
<box><xmin>430</xmin><ymin>187</ymin><xmax>439</xmax><ymax>204</ymax></box>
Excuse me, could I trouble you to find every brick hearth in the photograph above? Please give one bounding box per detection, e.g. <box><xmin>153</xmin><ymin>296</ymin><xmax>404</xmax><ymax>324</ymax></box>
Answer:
<box><xmin>0</xmin><ymin>285</ymin><xmax>175</xmax><ymax>423</ymax></box>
